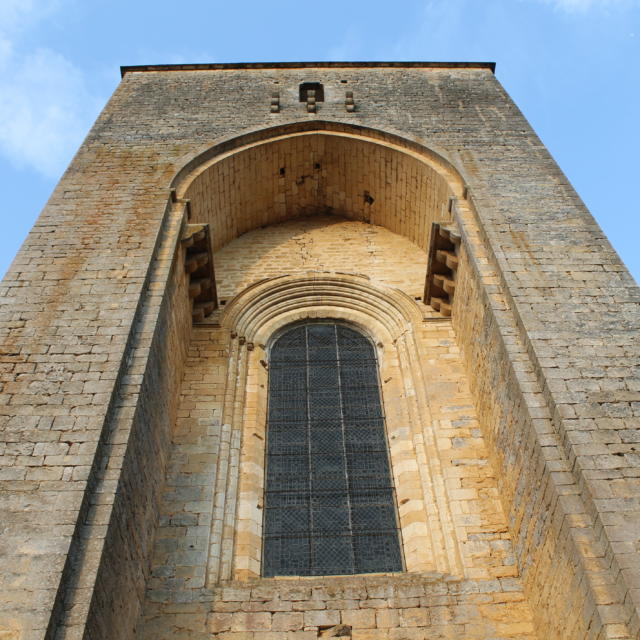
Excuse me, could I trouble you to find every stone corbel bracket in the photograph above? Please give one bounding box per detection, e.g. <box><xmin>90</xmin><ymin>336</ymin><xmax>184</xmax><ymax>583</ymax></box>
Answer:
<box><xmin>424</xmin><ymin>221</ymin><xmax>460</xmax><ymax>316</ymax></box>
<box><xmin>181</xmin><ymin>223</ymin><xmax>218</xmax><ymax>323</ymax></box>
<box><xmin>345</xmin><ymin>91</ymin><xmax>355</xmax><ymax>112</ymax></box>
<box><xmin>270</xmin><ymin>91</ymin><xmax>280</xmax><ymax>113</ymax></box>
<box><xmin>306</xmin><ymin>89</ymin><xmax>317</xmax><ymax>113</ymax></box>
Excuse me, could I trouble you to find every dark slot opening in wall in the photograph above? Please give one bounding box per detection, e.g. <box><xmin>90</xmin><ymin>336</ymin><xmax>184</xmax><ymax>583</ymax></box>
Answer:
<box><xmin>299</xmin><ymin>82</ymin><xmax>324</xmax><ymax>102</ymax></box>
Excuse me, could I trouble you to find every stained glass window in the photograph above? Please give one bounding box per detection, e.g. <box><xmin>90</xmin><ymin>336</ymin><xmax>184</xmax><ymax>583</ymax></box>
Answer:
<box><xmin>263</xmin><ymin>322</ymin><xmax>403</xmax><ymax>576</ymax></box>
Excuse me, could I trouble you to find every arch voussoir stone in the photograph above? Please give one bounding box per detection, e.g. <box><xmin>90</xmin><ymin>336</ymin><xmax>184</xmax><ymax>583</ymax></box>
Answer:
<box><xmin>221</xmin><ymin>273</ymin><xmax>423</xmax><ymax>345</ymax></box>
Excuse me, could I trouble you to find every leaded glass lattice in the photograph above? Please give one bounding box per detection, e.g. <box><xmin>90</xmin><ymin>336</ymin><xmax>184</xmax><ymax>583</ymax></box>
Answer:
<box><xmin>263</xmin><ymin>322</ymin><xmax>403</xmax><ymax>576</ymax></box>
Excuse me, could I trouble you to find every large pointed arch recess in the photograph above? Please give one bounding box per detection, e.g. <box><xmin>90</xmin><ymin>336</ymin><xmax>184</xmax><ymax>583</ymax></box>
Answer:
<box><xmin>172</xmin><ymin>121</ymin><xmax>468</xmax><ymax>254</ymax></box>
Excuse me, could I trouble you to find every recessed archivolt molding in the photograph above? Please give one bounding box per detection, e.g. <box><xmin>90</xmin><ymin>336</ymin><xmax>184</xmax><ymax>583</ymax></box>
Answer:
<box><xmin>220</xmin><ymin>272</ymin><xmax>424</xmax><ymax>347</ymax></box>
<box><xmin>211</xmin><ymin>273</ymin><xmax>463</xmax><ymax>582</ymax></box>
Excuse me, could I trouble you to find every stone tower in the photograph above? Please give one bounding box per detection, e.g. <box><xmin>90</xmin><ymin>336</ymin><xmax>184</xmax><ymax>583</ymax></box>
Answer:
<box><xmin>1</xmin><ymin>62</ymin><xmax>639</xmax><ymax>640</ymax></box>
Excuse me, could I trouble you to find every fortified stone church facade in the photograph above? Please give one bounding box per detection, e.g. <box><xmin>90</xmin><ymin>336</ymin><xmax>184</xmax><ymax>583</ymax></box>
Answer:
<box><xmin>1</xmin><ymin>62</ymin><xmax>639</xmax><ymax>640</ymax></box>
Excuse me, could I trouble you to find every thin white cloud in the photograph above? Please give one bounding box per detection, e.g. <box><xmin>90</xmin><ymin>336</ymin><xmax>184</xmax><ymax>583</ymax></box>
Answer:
<box><xmin>0</xmin><ymin>49</ymin><xmax>101</xmax><ymax>178</ymax></box>
<box><xmin>0</xmin><ymin>0</ymin><xmax>60</xmax><ymax>33</ymax></box>
<box><xmin>0</xmin><ymin>37</ymin><xmax>12</xmax><ymax>68</ymax></box>
<box><xmin>0</xmin><ymin>0</ymin><xmax>101</xmax><ymax>179</ymax></box>
<box><xmin>536</xmin><ymin>0</ymin><xmax>638</xmax><ymax>12</ymax></box>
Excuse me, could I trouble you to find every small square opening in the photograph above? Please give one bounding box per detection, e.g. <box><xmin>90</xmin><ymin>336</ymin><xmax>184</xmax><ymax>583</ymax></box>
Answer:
<box><xmin>299</xmin><ymin>82</ymin><xmax>324</xmax><ymax>102</ymax></box>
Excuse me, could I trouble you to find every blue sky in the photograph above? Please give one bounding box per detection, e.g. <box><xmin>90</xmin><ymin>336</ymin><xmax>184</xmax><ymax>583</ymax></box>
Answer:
<box><xmin>0</xmin><ymin>0</ymin><xmax>638</xmax><ymax>281</ymax></box>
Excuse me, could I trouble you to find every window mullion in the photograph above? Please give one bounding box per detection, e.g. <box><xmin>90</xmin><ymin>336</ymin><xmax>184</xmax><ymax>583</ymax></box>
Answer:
<box><xmin>305</xmin><ymin>325</ymin><xmax>313</xmax><ymax>575</ymax></box>
<box><xmin>334</xmin><ymin>323</ymin><xmax>356</xmax><ymax>574</ymax></box>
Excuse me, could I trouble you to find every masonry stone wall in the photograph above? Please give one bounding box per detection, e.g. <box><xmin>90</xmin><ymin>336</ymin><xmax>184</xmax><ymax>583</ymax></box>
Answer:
<box><xmin>39</xmin><ymin>201</ymin><xmax>195</xmax><ymax>640</ymax></box>
<box><xmin>78</xmin><ymin>207</ymin><xmax>194</xmax><ymax>639</ymax></box>
<box><xmin>451</xmin><ymin>197</ymin><xmax>626</xmax><ymax>637</ymax></box>
<box><xmin>0</xmin><ymin>63</ymin><xmax>638</xmax><ymax>640</ymax></box>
